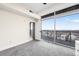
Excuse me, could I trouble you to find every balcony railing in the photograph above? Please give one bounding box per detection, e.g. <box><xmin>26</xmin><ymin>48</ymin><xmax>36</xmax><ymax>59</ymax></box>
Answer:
<box><xmin>41</xmin><ymin>30</ymin><xmax>79</xmax><ymax>47</ymax></box>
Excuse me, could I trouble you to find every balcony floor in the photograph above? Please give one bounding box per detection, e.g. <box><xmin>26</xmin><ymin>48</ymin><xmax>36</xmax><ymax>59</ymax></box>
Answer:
<box><xmin>0</xmin><ymin>40</ymin><xmax>75</xmax><ymax>56</ymax></box>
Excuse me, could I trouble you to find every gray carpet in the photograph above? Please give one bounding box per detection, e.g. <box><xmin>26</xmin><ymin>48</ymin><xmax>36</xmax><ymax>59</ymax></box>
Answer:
<box><xmin>0</xmin><ymin>40</ymin><xmax>75</xmax><ymax>56</ymax></box>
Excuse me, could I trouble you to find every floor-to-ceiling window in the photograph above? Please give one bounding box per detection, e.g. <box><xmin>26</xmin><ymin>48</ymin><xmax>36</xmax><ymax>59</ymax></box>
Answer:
<box><xmin>56</xmin><ymin>13</ymin><xmax>79</xmax><ymax>47</ymax></box>
<box><xmin>42</xmin><ymin>13</ymin><xmax>79</xmax><ymax>47</ymax></box>
<box><xmin>42</xmin><ymin>19</ymin><xmax>54</xmax><ymax>42</ymax></box>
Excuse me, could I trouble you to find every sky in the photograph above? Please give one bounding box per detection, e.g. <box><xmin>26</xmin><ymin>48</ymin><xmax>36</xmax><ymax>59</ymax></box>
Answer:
<box><xmin>42</xmin><ymin>13</ymin><xmax>79</xmax><ymax>30</ymax></box>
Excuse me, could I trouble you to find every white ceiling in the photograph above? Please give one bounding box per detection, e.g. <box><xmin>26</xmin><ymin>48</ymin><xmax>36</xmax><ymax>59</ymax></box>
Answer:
<box><xmin>22</xmin><ymin>3</ymin><xmax>56</xmax><ymax>13</ymax></box>
<box><xmin>20</xmin><ymin>3</ymin><xmax>78</xmax><ymax>16</ymax></box>
<box><xmin>2</xmin><ymin>3</ymin><xmax>78</xmax><ymax>16</ymax></box>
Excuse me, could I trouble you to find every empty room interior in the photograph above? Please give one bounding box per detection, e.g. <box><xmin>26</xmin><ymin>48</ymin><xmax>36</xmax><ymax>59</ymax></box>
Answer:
<box><xmin>0</xmin><ymin>3</ymin><xmax>79</xmax><ymax>56</ymax></box>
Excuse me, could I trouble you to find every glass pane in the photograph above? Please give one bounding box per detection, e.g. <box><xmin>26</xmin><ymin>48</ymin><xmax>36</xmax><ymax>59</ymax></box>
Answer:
<box><xmin>56</xmin><ymin>13</ymin><xmax>79</xmax><ymax>47</ymax></box>
<box><xmin>42</xmin><ymin>19</ymin><xmax>54</xmax><ymax>42</ymax></box>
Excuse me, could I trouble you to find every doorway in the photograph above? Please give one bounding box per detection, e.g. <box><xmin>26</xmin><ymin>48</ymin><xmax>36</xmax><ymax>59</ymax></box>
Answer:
<box><xmin>30</xmin><ymin>22</ymin><xmax>35</xmax><ymax>40</ymax></box>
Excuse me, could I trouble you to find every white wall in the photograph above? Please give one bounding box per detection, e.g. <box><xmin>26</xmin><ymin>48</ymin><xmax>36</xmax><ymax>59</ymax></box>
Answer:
<box><xmin>35</xmin><ymin>19</ymin><xmax>42</xmax><ymax>40</ymax></box>
<box><xmin>0</xmin><ymin>9</ymin><xmax>37</xmax><ymax>51</ymax></box>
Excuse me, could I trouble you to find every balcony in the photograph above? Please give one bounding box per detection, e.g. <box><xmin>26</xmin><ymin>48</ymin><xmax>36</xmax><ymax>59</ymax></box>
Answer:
<box><xmin>41</xmin><ymin>30</ymin><xmax>79</xmax><ymax>48</ymax></box>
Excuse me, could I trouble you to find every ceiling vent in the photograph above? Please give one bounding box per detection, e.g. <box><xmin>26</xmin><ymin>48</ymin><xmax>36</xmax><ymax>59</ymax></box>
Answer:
<box><xmin>43</xmin><ymin>3</ymin><xmax>47</xmax><ymax>5</ymax></box>
<box><xmin>29</xmin><ymin>10</ymin><xmax>33</xmax><ymax>13</ymax></box>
